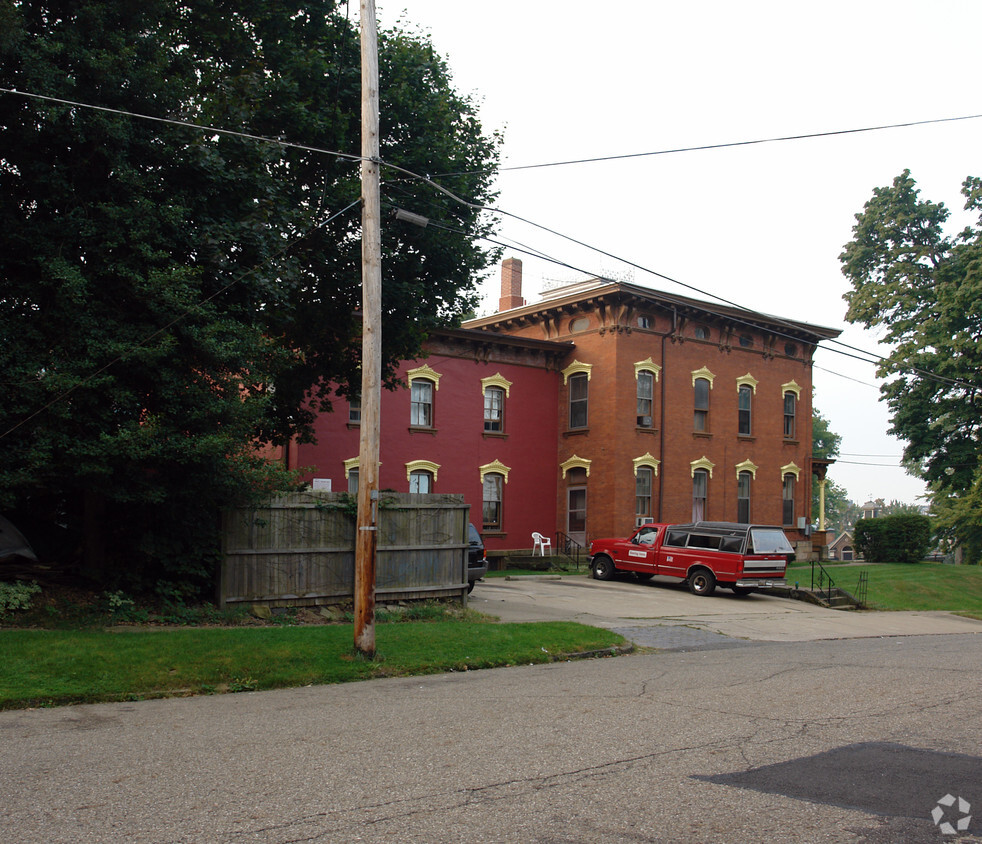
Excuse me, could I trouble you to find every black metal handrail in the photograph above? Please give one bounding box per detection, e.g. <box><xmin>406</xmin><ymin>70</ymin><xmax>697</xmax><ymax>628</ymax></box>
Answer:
<box><xmin>810</xmin><ymin>558</ymin><xmax>837</xmax><ymax>604</ymax></box>
<box><xmin>555</xmin><ymin>531</ymin><xmax>585</xmax><ymax>570</ymax></box>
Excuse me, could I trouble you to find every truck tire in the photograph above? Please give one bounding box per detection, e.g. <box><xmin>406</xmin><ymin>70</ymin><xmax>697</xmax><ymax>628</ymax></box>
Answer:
<box><xmin>592</xmin><ymin>555</ymin><xmax>616</xmax><ymax>581</ymax></box>
<box><xmin>687</xmin><ymin>568</ymin><xmax>716</xmax><ymax>596</ymax></box>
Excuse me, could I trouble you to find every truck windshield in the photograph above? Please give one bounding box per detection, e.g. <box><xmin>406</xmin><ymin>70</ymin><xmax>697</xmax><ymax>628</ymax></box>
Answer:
<box><xmin>749</xmin><ymin>528</ymin><xmax>794</xmax><ymax>554</ymax></box>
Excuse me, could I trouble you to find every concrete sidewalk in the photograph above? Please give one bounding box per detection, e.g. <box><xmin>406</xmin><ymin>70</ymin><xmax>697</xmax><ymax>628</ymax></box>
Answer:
<box><xmin>470</xmin><ymin>574</ymin><xmax>982</xmax><ymax>646</ymax></box>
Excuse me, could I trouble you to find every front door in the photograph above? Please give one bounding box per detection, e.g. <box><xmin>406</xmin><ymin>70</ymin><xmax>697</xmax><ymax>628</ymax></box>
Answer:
<box><xmin>567</xmin><ymin>486</ymin><xmax>587</xmax><ymax>548</ymax></box>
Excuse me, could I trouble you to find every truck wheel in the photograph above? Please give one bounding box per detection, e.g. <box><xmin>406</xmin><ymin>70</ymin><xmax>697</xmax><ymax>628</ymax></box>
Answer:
<box><xmin>467</xmin><ymin>580</ymin><xmax>475</xmax><ymax>594</ymax></box>
<box><xmin>731</xmin><ymin>585</ymin><xmax>755</xmax><ymax>596</ymax></box>
<box><xmin>687</xmin><ymin>568</ymin><xmax>716</xmax><ymax>596</ymax></box>
<box><xmin>592</xmin><ymin>556</ymin><xmax>616</xmax><ymax>581</ymax></box>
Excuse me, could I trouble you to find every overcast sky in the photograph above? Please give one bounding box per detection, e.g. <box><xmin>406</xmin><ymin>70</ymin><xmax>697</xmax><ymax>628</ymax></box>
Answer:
<box><xmin>373</xmin><ymin>0</ymin><xmax>982</xmax><ymax>507</ymax></box>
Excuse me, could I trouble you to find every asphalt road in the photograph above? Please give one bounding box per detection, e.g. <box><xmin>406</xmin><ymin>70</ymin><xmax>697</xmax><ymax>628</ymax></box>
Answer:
<box><xmin>2</xmin><ymin>577</ymin><xmax>980</xmax><ymax>843</ymax></box>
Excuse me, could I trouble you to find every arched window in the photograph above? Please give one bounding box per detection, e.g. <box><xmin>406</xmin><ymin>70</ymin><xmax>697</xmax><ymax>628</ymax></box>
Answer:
<box><xmin>692</xmin><ymin>469</ymin><xmax>708</xmax><ymax>521</ymax></box>
<box><xmin>694</xmin><ymin>378</ymin><xmax>710</xmax><ymax>431</ymax></box>
<box><xmin>635</xmin><ymin>467</ymin><xmax>653</xmax><ymax>524</ymax></box>
<box><xmin>783</xmin><ymin>473</ymin><xmax>796</xmax><ymax>526</ymax></box>
<box><xmin>738</xmin><ymin>385</ymin><xmax>753</xmax><ymax>436</ymax></box>
<box><xmin>569</xmin><ymin>373</ymin><xmax>589</xmax><ymax>429</ymax></box>
<box><xmin>409</xmin><ymin>470</ymin><xmax>433</xmax><ymax>494</ymax></box>
<box><xmin>737</xmin><ymin>471</ymin><xmax>752</xmax><ymax>524</ymax></box>
<box><xmin>410</xmin><ymin>379</ymin><xmax>434</xmax><ymax>427</ymax></box>
<box><xmin>484</xmin><ymin>386</ymin><xmax>504</xmax><ymax>433</ymax></box>
<box><xmin>637</xmin><ymin>370</ymin><xmax>654</xmax><ymax>428</ymax></box>
<box><xmin>483</xmin><ymin>473</ymin><xmax>504</xmax><ymax>531</ymax></box>
<box><xmin>783</xmin><ymin>391</ymin><xmax>797</xmax><ymax>439</ymax></box>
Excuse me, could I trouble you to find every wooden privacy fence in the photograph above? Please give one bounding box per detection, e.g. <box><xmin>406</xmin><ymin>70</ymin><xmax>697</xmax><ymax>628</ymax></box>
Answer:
<box><xmin>220</xmin><ymin>491</ymin><xmax>471</xmax><ymax>608</ymax></box>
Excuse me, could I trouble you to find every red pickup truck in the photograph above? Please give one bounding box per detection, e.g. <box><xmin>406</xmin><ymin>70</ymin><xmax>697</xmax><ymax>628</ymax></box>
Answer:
<box><xmin>588</xmin><ymin>521</ymin><xmax>792</xmax><ymax>596</ymax></box>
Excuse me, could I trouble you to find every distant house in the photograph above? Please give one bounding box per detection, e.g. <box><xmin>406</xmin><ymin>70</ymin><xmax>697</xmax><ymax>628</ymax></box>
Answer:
<box><xmin>829</xmin><ymin>531</ymin><xmax>856</xmax><ymax>561</ymax></box>
<box><xmin>280</xmin><ymin>258</ymin><xmax>841</xmax><ymax>556</ymax></box>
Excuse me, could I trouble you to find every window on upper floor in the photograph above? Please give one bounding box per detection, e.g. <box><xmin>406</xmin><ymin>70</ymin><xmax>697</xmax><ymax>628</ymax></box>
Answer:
<box><xmin>738</xmin><ymin>384</ymin><xmax>753</xmax><ymax>436</ymax></box>
<box><xmin>637</xmin><ymin>370</ymin><xmax>654</xmax><ymax>428</ymax></box>
<box><xmin>694</xmin><ymin>325</ymin><xmax>710</xmax><ymax>340</ymax></box>
<box><xmin>569</xmin><ymin>373</ymin><xmax>588</xmax><ymax>429</ymax></box>
<box><xmin>484</xmin><ymin>386</ymin><xmax>504</xmax><ymax>433</ymax></box>
<box><xmin>410</xmin><ymin>379</ymin><xmax>434</xmax><ymax>427</ymax></box>
<box><xmin>784</xmin><ymin>391</ymin><xmax>797</xmax><ymax>439</ymax></box>
<box><xmin>348</xmin><ymin>396</ymin><xmax>361</xmax><ymax>424</ymax></box>
<box><xmin>694</xmin><ymin>377</ymin><xmax>710</xmax><ymax>432</ymax></box>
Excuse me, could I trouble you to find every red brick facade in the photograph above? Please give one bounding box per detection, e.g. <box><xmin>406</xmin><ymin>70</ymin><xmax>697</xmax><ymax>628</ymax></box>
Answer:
<box><xmin>291</xmin><ymin>260</ymin><xmax>839</xmax><ymax>553</ymax></box>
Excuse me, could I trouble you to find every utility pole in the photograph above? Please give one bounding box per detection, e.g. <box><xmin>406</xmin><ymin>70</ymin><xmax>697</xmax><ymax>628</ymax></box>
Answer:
<box><xmin>354</xmin><ymin>0</ymin><xmax>381</xmax><ymax>657</ymax></box>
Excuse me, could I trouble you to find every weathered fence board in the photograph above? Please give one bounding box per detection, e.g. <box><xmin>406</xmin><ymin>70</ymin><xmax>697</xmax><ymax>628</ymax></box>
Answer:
<box><xmin>220</xmin><ymin>491</ymin><xmax>470</xmax><ymax>607</ymax></box>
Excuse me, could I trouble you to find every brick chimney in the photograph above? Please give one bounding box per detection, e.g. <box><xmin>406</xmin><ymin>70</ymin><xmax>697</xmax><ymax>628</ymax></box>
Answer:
<box><xmin>498</xmin><ymin>258</ymin><xmax>525</xmax><ymax>312</ymax></box>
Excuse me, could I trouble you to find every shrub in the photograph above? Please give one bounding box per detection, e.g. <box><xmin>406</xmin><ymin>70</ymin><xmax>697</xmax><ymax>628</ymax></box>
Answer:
<box><xmin>0</xmin><ymin>581</ymin><xmax>41</xmax><ymax>619</ymax></box>
<box><xmin>854</xmin><ymin>514</ymin><xmax>932</xmax><ymax>563</ymax></box>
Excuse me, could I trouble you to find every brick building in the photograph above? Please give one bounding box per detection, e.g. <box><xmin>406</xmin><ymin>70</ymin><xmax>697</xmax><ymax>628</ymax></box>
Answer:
<box><xmin>290</xmin><ymin>258</ymin><xmax>840</xmax><ymax>555</ymax></box>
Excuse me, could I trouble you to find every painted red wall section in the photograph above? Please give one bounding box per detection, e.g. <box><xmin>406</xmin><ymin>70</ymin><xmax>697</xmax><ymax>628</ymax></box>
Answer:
<box><xmin>294</xmin><ymin>353</ymin><xmax>559</xmax><ymax>553</ymax></box>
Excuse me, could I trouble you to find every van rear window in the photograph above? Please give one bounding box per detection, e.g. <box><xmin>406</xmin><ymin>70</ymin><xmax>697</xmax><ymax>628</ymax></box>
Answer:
<box><xmin>749</xmin><ymin>528</ymin><xmax>794</xmax><ymax>554</ymax></box>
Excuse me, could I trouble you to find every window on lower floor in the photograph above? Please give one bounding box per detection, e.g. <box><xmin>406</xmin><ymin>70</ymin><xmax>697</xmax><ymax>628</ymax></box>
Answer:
<box><xmin>482</xmin><ymin>472</ymin><xmax>504</xmax><ymax>530</ymax></box>
<box><xmin>692</xmin><ymin>469</ymin><xmax>708</xmax><ymax>521</ymax></box>
<box><xmin>409</xmin><ymin>470</ymin><xmax>433</xmax><ymax>494</ymax></box>
<box><xmin>783</xmin><ymin>473</ymin><xmax>796</xmax><ymax>526</ymax></box>
<box><xmin>636</xmin><ymin>467</ymin><xmax>653</xmax><ymax>523</ymax></box>
<box><xmin>348</xmin><ymin>469</ymin><xmax>359</xmax><ymax>495</ymax></box>
<box><xmin>737</xmin><ymin>471</ymin><xmax>752</xmax><ymax>524</ymax></box>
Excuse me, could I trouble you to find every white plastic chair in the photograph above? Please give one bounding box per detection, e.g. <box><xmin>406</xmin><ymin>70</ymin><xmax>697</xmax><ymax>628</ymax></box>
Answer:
<box><xmin>532</xmin><ymin>532</ymin><xmax>552</xmax><ymax>556</ymax></box>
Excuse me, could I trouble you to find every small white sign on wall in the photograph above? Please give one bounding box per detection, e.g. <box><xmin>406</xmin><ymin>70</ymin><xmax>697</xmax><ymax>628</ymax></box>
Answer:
<box><xmin>311</xmin><ymin>478</ymin><xmax>332</xmax><ymax>491</ymax></box>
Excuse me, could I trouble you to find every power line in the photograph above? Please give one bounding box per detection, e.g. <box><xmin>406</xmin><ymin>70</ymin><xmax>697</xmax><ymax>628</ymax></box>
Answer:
<box><xmin>4</xmin><ymin>86</ymin><xmax>975</xmax><ymax>396</ymax></box>
<box><xmin>435</xmin><ymin>113</ymin><xmax>982</xmax><ymax>177</ymax></box>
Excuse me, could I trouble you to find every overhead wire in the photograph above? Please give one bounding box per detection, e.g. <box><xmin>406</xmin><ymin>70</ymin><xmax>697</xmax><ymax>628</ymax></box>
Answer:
<box><xmin>2</xmin><ymin>85</ymin><xmax>975</xmax><ymax>406</ymax></box>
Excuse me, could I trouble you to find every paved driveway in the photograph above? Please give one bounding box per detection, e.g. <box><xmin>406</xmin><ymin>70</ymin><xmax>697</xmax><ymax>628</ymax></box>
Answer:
<box><xmin>469</xmin><ymin>574</ymin><xmax>982</xmax><ymax>649</ymax></box>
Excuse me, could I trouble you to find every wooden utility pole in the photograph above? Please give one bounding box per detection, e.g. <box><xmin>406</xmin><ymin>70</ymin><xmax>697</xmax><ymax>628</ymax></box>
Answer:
<box><xmin>354</xmin><ymin>0</ymin><xmax>381</xmax><ymax>657</ymax></box>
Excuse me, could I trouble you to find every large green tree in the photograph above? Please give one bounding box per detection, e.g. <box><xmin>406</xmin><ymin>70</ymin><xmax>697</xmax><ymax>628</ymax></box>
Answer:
<box><xmin>0</xmin><ymin>0</ymin><xmax>500</xmax><ymax>592</ymax></box>
<box><xmin>840</xmin><ymin>170</ymin><xmax>982</xmax><ymax>558</ymax></box>
<box><xmin>811</xmin><ymin>407</ymin><xmax>848</xmax><ymax>531</ymax></box>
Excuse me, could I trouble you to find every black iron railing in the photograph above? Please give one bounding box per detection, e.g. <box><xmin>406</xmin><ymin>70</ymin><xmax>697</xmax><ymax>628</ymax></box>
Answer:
<box><xmin>854</xmin><ymin>570</ymin><xmax>868</xmax><ymax>608</ymax></box>
<box><xmin>810</xmin><ymin>558</ymin><xmax>837</xmax><ymax>604</ymax></box>
<box><xmin>556</xmin><ymin>532</ymin><xmax>585</xmax><ymax>570</ymax></box>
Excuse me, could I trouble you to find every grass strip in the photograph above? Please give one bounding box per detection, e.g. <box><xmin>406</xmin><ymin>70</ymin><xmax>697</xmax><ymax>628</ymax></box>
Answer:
<box><xmin>0</xmin><ymin>621</ymin><xmax>625</xmax><ymax>710</ymax></box>
<box><xmin>789</xmin><ymin>561</ymin><xmax>982</xmax><ymax>617</ymax></box>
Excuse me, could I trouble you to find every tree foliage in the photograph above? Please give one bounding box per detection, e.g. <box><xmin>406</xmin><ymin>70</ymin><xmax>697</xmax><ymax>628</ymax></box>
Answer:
<box><xmin>853</xmin><ymin>514</ymin><xmax>932</xmax><ymax>564</ymax></box>
<box><xmin>810</xmin><ymin>406</ymin><xmax>849</xmax><ymax>530</ymax></box>
<box><xmin>840</xmin><ymin>169</ymin><xmax>982</xmax><ymax>556</ymax></box>
<box><xmin>0</xmin><ymin>0</ymin><xmax>501</xmax><ymax>592</ymax></box>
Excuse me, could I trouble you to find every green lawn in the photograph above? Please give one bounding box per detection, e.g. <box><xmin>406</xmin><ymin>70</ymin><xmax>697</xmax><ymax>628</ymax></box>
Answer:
<box><xmin>0</xmin><ymin>620</ymin><xmax>625</xmax><ymax>711</ymax></box>
<box><xmin>789</xmin><ymin>561</ymin><xmax>982</xmax><ymax>617</ymax></box>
